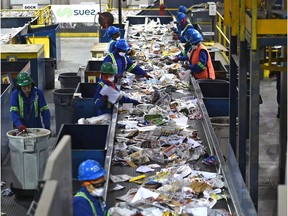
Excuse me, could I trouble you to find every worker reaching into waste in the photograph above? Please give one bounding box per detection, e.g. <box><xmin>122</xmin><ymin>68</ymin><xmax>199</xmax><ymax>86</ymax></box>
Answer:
<box><xmin>10</xmin><ymin>72</ymin><xmax>51</xmax><ymax>132</ymax></box>
<box><xmin>103</xmin><ymin>39</ymin><xmax>152</xmax><ymax>81</ymax></box>
<box><xmin>184</xmin><ymin>29</ymin><xmax>215</xmax><ymax>80</ymax></box>
<box><xmin>107</xmin><ymin>26</ymin><xmax>121</xmax><ymax>53</ymax></box>
<box><xmin>173</xmin><ymin>28</ymin><xmax>197</xmax><ymax>63</ymax></box>
<box><xmin>73</xmin><ymin>159</ymin><xmax>109</xmax><ymax>216</ymax></box>
<box><xmin>94</xmin><ymin>62</ymin><xmax>142</xmax><ymax>116</ymax></box>
<box><xmin>172</xmin><ymin>12</ymin><xmax>194</xmax><ymax>43</ymax></box>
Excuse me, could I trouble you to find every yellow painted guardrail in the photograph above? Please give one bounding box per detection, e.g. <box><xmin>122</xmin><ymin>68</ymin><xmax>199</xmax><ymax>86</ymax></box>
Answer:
<box><xmin>0</xmin><ymin>5</ymin><xmax>51</xmax><ymax>25</ymax></box>
<box><xmin>215</xmin><ymin>11</ymin><xmax>230</xmax><ymax>63</ymax></box>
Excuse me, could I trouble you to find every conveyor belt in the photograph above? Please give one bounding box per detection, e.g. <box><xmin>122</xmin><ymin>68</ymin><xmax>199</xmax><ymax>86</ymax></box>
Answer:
<box><xmin>106</xmin><ymin>89</ymin><xmax>230</xmax><ymax>211</ymax></box>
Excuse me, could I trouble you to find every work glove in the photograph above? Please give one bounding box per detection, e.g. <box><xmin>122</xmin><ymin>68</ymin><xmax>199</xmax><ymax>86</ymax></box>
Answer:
<box><xmin>144</xmin><ymin>74</ymin><xmax>153</xmax><ymax>80</ymax></box>
<box><xmin>101</xmin><ymin>95</ymin><xmax>108</xmax><ymax>102</ymax></box>
<box><xmin>172</xmin><ymin>35</ymin><xmax>180</xmax><ymax>40</ymax></box>
<box><xmin>173</xmin><ymin>57</ymin><xmax>180</xmax><ymax>63</ymax></box>
<box><xmin>17</xmin><ymin>125</ymin><xmax>26</xmax><ymax>132</ymax></box>
<box><xmin>128</xmin><ymin>49</ymin><xmax>136</xmax><ymax>56</ymax></box>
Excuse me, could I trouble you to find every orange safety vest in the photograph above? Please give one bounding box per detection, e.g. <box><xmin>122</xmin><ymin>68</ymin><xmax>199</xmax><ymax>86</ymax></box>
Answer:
<box><xmin>190</xmin><ymin>44</ymin><xmax>215</xmax><ymax>79</ymax></box>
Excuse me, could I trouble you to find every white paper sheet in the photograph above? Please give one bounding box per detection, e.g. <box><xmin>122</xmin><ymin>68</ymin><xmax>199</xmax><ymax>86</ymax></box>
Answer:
<box><xmin>131</xmin><ymin>187</ymin><xmax>160</xmax><ymax>203</ymax></box>
<box><xmin>136</xmin><ymin>165</ymin><xmax>155</xmax><ymax>173</ymax></box>
<box><xmin>100</xmin><ymin>84</ymin><xmax>121</xmax><ymax>104</ymax></box>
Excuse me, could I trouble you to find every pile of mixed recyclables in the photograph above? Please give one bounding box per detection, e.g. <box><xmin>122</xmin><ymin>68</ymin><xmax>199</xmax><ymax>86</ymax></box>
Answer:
<box><xmin>106</xmin><ymin>19</ymin><xmax>231</xmax><ymax>216</ymax></box>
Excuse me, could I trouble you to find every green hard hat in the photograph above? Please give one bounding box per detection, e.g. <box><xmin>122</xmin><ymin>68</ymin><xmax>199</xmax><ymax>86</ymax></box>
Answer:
<box><xmin>16</xmin><ymin>72</ymin><xmax>33</xmax><ymax>86</ymax></box>
<box><xmin>101</xmin><ymin>62</ymin><xmax>117</xmax><ymax>75</ymax></box>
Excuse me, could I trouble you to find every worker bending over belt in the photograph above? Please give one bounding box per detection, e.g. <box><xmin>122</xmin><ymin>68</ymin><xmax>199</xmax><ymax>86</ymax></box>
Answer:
<box><xmin>94</xmin><ymin>62</ymin><xmax>141</xmax><ymax>116</ymax></box>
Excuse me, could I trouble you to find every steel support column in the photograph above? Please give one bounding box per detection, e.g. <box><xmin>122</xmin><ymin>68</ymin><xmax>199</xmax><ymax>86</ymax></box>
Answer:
<box><xmin>238</xmin><ymin>40</ymin><xmax>248</xmax><ymax>179</ymax></box>
<box><xmin>279</xmin><ymin>50</ymin><xmax>287</xmax><ymax>184</ymax></box>
<box><xmin>229</xmin><ymin>35</ymin><xmax>238</xmax><ymax>154</ymax></box>
<box><xmin>248</xmin><ymin>48</ymin><xmax>260</xmax><ymax>210</ymax></box>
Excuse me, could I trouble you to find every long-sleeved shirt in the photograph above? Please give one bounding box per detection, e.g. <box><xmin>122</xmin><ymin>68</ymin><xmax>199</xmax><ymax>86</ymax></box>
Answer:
<box><xmin>188</xmin><ymin>49</ymin><xmax>209</xmax><ymax>73</ymax></box>
<box><xmin>73</xmin><ymin>187</ymin><xmax>109</xmax><ymax>216</ymax></box>
<box><xmin>10</xmin><ymin>87</ymin><xmax>50</xmax><ymax>129</ymax></box>
<box><xmin>108</xmin><ymin>39</ymin><xmax>117</xmax><ymax>53</ymax></box>
<box><xmin>94</xmin><ymin>79</ymin><xmax>139</xmax><ymax>116</ymax></box>
<box><xmin>103</xmin><ymin>52</ymin><xmax>147</xmax><ymax>76</ymax></box>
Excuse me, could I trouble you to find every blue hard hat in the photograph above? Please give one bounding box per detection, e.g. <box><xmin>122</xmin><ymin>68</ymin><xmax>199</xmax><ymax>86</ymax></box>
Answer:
<box><xmin>177</xmin><ymin>12</ymin><xmax>187</xmax><ymax>23</ymax></box>
<box><xmin>184</xmin><ymin>28</ymin><xmax>197</xmax><ymax>41</ymax></box>
<box><xmin>189</xmin><ymin>30</ymin><xmax>203</xmax><ymax>44</ymax></box>
<box><xmin>78</xmin><ymin>159</ymin><xmax>107</xmax><ymax>181</ymax></box>
<box><xmin>107</xmin><ymin>26</ymin><xmax>120</xmax><ymax>38</ymax></box>
<box><xmin>115</xmin><ymin>39</ymin><xmax>129</xmax><ymax>51</ymax></box>
<box><xmin>178</xmin><ymin>5</ymin><xmax>187</xmax><ymax>13</ymax></box>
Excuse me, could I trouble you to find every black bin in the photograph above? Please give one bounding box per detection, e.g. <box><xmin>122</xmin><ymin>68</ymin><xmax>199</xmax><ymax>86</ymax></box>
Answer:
<box><xmin>84</xmin><ymin>60</ymin><xmax>103</xmax><ymax>83</ymax></box>
<box><xmin>58</xmin><ymin>73</ymin><xmax>80</xmax><ymax>88</ymax></box>
<box><xmin>45</xmin><ymin>58</ymin><xmax>56</xmax><ymax>90</ymax></box>
<box><xmin>53</xmin><ymin>88</ymin><xmax>75</xmax><ymax>133</ymax></box>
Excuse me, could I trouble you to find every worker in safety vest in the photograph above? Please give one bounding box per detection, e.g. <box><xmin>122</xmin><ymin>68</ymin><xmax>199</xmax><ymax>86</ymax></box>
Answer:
<box><xmin>185</xmin><ymin>30</ymin><xmax>215</xmax><ymax>79</ymax></box>
<box><xmin>103</xmin><ymin>39</ymin><xmax>152</xmax><ymax>81</ymax></box>
<box><xmin>172</xmin><ymin>12</ymin><xmax>194</xmax><ymax>43</ymax></box>
<box><xmin>107</xmin><ymin>26</ymin><xmax>121</xmax><ymax>53</ymax></box>
<box><xmin>10</xmin><ymin>72</ymin><xmax>50</xmax><ymax>132</ymax></box>
<box><xmin>73</xmin><ymin>159</ymin><xmax>109</xmax><ymax>216</ymax></box>
<box><xmin>94</xmin><ymin>62</ymin><xmax>141</xmax><ymax>116</ymax></box>
<box><xmin>173</xmin><ymin>28</ymin><xmax>197</xmax><ymax>63</ymax></box>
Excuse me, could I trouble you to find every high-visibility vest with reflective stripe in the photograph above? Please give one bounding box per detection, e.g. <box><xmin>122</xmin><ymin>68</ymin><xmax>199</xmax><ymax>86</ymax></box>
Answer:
<box><xmin>108</xmin><ymin>53</ymin><xmax>136</xmax><ymax>74</ymax></box>
<box><xmin>74</xmin><ymin>191</ymin><xmax>109</xmax><ymax>216</ymax></box>
<box><xmin>190</xmin><ymin>44</ymin><xmax>215</xmax><ymax>79</ymax></box>
<box><xmin>16</xmin><ymin>91</ymin><xmax>40</xmax><ymax>118</ymax></box>
<box><xmin>74</xmin><ymin>192</ymin><xmax>97</xmax><ymax>216</ymax></box>
<box><xmin>180</xmin><ymin>23</ymin><xmax>193</xmax><ymax>37</ymax></box>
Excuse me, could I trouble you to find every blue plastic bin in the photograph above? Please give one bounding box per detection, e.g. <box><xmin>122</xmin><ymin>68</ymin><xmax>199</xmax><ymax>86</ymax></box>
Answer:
<box><xmin>21</xmin><ymin>24</ymin><xmax>61</xmax><ymax>68</ymax></box>
<box><xmin>56</xmin><ymin>124</ymin><xmax>109</xmax><ymax>178</ymax></box>
<box><xmin>72</xmin><ymin>83</ymin><xmax>98</xmax><ymax>120</ymax></box>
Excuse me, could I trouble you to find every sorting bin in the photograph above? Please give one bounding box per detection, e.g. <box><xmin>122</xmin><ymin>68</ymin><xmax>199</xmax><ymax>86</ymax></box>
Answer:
<box><xmin>100</xmin><ymin>24</ymin><xmax>125</xmax><ymax>43</ymax></box>
<box><xmin>21</xmin><ymin>24</ymin><xmax>61</xmax><ymax>68</ymax></box>
<box><xmin>212</xmin><ymin>60</ymin><xmax>228</xmax><ymax>80</ymax></box>
<box><xmin>58</xmin><ymin>73</ymin><xmax>80</xmax><ymax>89</ymax></box>
<box><xmin>56</xmin><ymin>124</ymin><xmax>109</xmax><ymax>178</ymax></box>
<box><xmin>1</xmin><ymin>17</ymin><xmax>36</xmax><ymax>28</ymax></box>
<box><xmin>72</xmin><ymin>83</ymin><xmax>98</xmax><ymax>120</ymax></box>
<box><xmin>210</xmin><ymin>117</ymin><xmax>238</xmax><ymax>159</ymax></box>
<box><xmin>6</xmin><ymin>128</ymin><xmax>51</xmax><ymax>190</ymax></box>
<box><xmin>84</xmin><ymin>60</ymin><xmax>103</xmax><ymax>83</ymax></box>
<box><xmin>197</xmin><ymin>79</ymin><xmax>229</xmax><ymax>117</ymax></box>
<box><xmin>1</xmin><ymin>44</ymin><xmax>45</xmax><ymax>90</ymax></box>
<box><xmin>1</xmin><ymin>83</ymin><xmax>13</xmax><ymax>161</ymax></box>
<box><xmin>53</xmin><ymin>88</ymin><xmax>75</xmax><ymax>133</ymax></box>
<box><xmin>45</xmin><ymin>58</ymin><xmax>56</xmax><ymax>90</ymax></box>
<box><xmin>1</xmin><ymin>61</ymin><xmax>31</xmax><ymax>89</ymax></box>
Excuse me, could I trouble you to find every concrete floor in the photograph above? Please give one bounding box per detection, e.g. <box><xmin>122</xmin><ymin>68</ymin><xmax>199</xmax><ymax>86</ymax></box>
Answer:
<box><xmin>45</xmin><ymin>37</ymin><xmax>280</xmax><ymax>215</ymax></box>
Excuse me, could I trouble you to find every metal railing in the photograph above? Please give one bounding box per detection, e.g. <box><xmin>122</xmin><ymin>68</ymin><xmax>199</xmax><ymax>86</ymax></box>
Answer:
<box><xmin>0</xmin><ymin>5</ymin><xmax>51</xmax><ymax>25</ymax></box>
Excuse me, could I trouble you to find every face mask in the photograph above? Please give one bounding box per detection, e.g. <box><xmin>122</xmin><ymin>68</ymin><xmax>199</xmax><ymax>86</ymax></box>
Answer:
<box><xmin>90</xmin><ymin>187</ymin><xmax>104</xmax><ymax>197</ymax></box>
<box><xmin>116</xmin><ymin>36</ymin><xmax>120</xmax><ymax>41</ymax></box>
<box><xmin>107</xmin><ymin>77</ymin><xmax>114</xmax><ymax>82</ymax></box>
<box><xmin>119</xmin><ymin>52</ymin><xmax>126</xmax><ymax>57</ymax></box>
<box><xmin>191</xmin><ymin>45</ymin><xmax>198</xmax><ymax>50</ymax></box>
